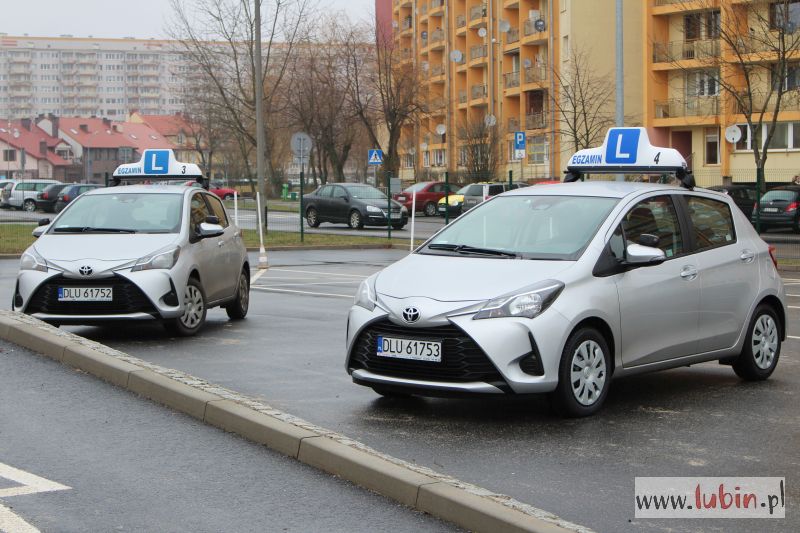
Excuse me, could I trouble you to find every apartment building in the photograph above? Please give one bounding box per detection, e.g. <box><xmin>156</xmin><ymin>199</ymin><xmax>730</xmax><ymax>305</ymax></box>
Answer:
<box><xmin>0</xmin><ymin>34</ymin><xmax>190</xmax><ymax>120</ymax></box>
<box><xmin>645</xmin><ymin>0</ymin><xmax>800</xmax><ymax>185</ymax></box>
<box><xmin>392</xmin><ymin>0</ymin><xmax>643</xmax><ymax>182</ymax></box>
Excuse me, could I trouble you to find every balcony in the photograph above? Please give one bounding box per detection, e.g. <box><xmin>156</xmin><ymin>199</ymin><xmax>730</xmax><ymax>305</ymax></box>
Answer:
<box><xmin>456</xmin><ymin>14</ymin><xmax>467</xmax><ymax>29</ymax></box>
<box><xmin>401</xmin><ymin>16</ymin><xmax>413</xmax><ymax>31</ymax></box>
<box><xmin>655</xmin><ymin>97</ymin><xmax>719</xmax><ymax>118</ymax></box>
<box><xmin>470</xmin><ymin>44</ymin><xmax>488</xmax><ymax>61</ymax></box>
<box><xmin>653</xmin><ymin>39</ymin><xmax>720</xmax><ymax>63</ymax></box>
<box><xmin>524</xmin><ymin>19</ymin><xmax>543</xmax><ymax>37</ymax></box>
<box><xmin>430</xmin><ymin>29</ymin><xmax>445</xmax><ymax>48</ymax></box>
<box><xmin>471</xmin><ymin>84</ymin><xmax>488</xmax><ymax>100</ymax></box>
<box><xmin>524</xmin><ymin>65</ymin><xmax>547</xmax><ymax>84</ymax></box>
<box><xmin>400</xmin><ymin>48</ymin><xmax>413</xmax><ymax>61</ymax></box>
<box><xmin>9</xmin><ymin>55</ymin><xmax>31</xmax><ymax>64</ymax></box>
<box><xmin>470</xmin><ymin>4</ymin><xmax>487</xmax><ymax>21</ymax></box>
<box><xmin>430</xmin><ymin>64</ymin><xmax>445</xmax><ymax>78</ymax></box>
<box><xmin>526</xmin><ymin>112</ymin><xmax>546</xmax><ymax>130</ymax></box>
<box><xmin>459</xmin><ymin>89</ymin><xmax>468</xmax><ymax>104</ymax></box>
<box><xmin>430</xmin><ymin>0</ymin><xmax>444</xmax><ymax>13</ymax></box>
<box><xmin>504</xmin><ymin>71</ymin><xmax>520</xmax><ymax>88</ymax></box>
<box><xmin>507</xmin><ymin>117</ymin><xmax>520</xmax><ymax>133</ymax></box>
<box><xmin>506</xmin><ymin>28</ymin><xmax>520</xmax><ymax>45</ymax></box>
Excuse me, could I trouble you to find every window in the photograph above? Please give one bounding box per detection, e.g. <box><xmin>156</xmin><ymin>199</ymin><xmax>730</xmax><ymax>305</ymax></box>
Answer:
<box><xmin>332</xmin><ymin>186</ymin><xmax>348</xmax><ymax>199</ymax></box>
<box><xmin>317</xmin><ymin>185</ymin><xmax>333</xmax><ymax>197</ymax></box>
<box><xmin>687</xmin><ymin>70</ymin><xmax>719</xmax><ymax>97</ymax></box>
<box><xmin>705</xmin><ymin>128</ymin><xmax>719</xmax><ymax>164</ymax></box>
<box><xmin>528</xmin><ymin>135</ymin><xmax>548</xmax><ymax>164</ymax></box>
<box><xmin>770</xmin><ymin>0</ymin><xmax>800</xmax><ymax>30</ymax></box>
<box><xmin>204</xmin><ymin>194</ymin><xmax>229</xmax><ymax>228</ymax></box>
<box><xmin>684</xmin><ymin>13</ymin><xmax>701</xmax><ymax>40</ymax></box>
<box><xmin>685</xmin><ymin>196</ymin><xmax>735</xmax><ymax>251</ymax></box>
<box><xmin>772</xmin><ymin>63</ymin><xmax>800</xmax><ymax>90</ymax></box>
<box><xmin>190</xmin><ymin>193</ymin><xmax>212</xmax><ymax>232</ymax></box>
<box><xmin>767</xmin><ymin>122</ymin><xmax>789</xmax><ymax>149</ymax></box>
<box><xmin>2</xmin><ymin>149</ymin><xmax>16</xmax><ymax>162</ymax></box>
<box><xmin>621</xmin><ymin>195</ymin><xmax>684</xmax><ymax>258</ymax></box>
<box><xmin>432</xmin><ymin>148</ymin><xmax>446</xmax><ymax>167</ymax></box>
<box><xmin>423</xmin><ymin>151</ymin><xmax>430</xmax><ymax>167</ymax></box>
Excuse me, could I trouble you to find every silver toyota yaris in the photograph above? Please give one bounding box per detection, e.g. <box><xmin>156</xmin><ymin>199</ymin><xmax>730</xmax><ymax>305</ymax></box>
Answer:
<box><xmin>345</xmin><ymin>181</ymin><xmax>786</xmax><ymax>416</ymax></box>
<box><xmin>13</xmin><ymin>184</ymin><xmax>250</xmax><ymax>336</ymax></box>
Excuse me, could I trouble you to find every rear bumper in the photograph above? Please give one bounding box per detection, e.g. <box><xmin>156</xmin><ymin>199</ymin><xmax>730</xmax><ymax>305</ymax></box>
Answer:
<box><xmin>751</xmin><ymin>212</ymin><xmax>797</xmax><ymax>227</ymax></box>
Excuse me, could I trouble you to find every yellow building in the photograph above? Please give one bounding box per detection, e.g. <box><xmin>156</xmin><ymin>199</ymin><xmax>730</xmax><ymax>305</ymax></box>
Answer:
<box><xmin>645</xmin><ymin>0</ymin><xmax>800</xmax><ymax>186</ymax></box>
<box><xmin>393</xmin><ymin>0</ymin><xmax>643</xmax><ymax>183</ymax></box>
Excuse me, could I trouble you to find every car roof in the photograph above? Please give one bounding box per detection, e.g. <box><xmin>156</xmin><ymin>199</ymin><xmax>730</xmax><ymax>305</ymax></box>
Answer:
<box><xmin>503</xmin><ymin>181</ymin><xmax>684</xmax><ymax>199</ymax></box>
<box><xmin>87</xmin><ymin>184</ymin><xmax>189</xmax><ymax>196</ymax></box>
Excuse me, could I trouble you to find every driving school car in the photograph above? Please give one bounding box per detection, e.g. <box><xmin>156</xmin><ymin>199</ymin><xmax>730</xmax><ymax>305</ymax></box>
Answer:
<box><xmin>12</xmin><ymin>150</ymin><xmax>250</xmax><ymax>336</ymax></box>
<box><xmin>345</xmin><ymin>128</ymin><xmax>786</xmax><ymax>417</ymax></box>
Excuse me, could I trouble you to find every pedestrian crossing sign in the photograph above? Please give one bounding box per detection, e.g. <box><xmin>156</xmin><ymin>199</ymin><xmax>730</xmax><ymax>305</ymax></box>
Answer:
<box><xmin>368</xmin><ymin>149</ymin><xmax>384</xmax><ymax>165</ymax></box>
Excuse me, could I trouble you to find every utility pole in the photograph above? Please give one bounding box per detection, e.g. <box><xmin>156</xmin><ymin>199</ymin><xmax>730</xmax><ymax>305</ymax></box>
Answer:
<box><xmin>615</xmin><ymin>0</ymin><xmax>624</xmax><ymax>182</ymax></box>
<box><xmin>254</xmin><ymin>0</ymin><xmax>266</xmax><ymax>202</ymax></box>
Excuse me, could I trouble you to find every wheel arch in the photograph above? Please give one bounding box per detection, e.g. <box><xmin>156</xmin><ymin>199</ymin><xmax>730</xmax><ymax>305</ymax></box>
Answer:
<box><xmin>569</xmin><ymin>316</ymin><xmax>617</xmax><ymax>375</ymax></box>
<box><xmin>758</xmin><ymin>295</ymin><xmax>786</xmax><ymax>341</ymax></box>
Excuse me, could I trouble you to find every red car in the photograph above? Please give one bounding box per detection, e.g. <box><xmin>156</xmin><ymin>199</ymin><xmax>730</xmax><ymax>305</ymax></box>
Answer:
<box><xmin>183</xmin><ymin>180</ymin><xmax>237</xmax><ymax>200</ymax></box>
<box><xmin>392</xmin><ymin>181</ymin><xmax>456</xmax><ymax>217</ymax></box>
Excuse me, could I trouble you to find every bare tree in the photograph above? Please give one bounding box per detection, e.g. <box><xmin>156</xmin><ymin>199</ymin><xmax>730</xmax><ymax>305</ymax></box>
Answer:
<box><xmin>659</xmin><ymin>0</ymin><xmax>800</xmax><ymax>201</ymax></box>
<box><xmin>458</xmin><ymin>114</ymin><xmax>501</xmax><ymax>182</ymax></box>
<box><xmin>346</xmin><ymin>18</ymin><xmax>423</xmax><ymax>184</ymax></box>
<box><xmin>550</xmin><ymin>47</ymin><xmax>617</xmax><ymax>154</ymax></box>
<box><xmin>181</xmin><ymin>78</ymin><xmax>226</xmax><ymax>177</ymax></box>
<box><xmin>168</xmin><ymin>0</ymin><xmax>311</xmax><ymax>196</ymax></box>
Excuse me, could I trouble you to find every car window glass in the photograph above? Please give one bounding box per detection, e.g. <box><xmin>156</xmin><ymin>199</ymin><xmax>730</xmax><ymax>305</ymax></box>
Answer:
<box><xmin>405</xmin><ymin>182</ymin><xmax>428</xmax><ymax>193</ymax></box>
<box><xmin>205</xmin><ymin>194</ymin><xmax>229</xmax><ymax>228</ymax></box>
<box><xmin>190</xmin><ymin>193</ymin><xmax>212</xmax><ymax>231</ymax></box>
<box><xmin>17</xmin><ymin>183</ymin><xmax>33</xmax><ymax>191</ymax></box>
<box><xmin>622</xmin><ymin>195</ymin><xmax>684</xmax><ymax>258</ymax></box>
<box><xmin>745</xmin><ymin>189</ymin><xmax>757</xmax><ymax>202</ymax></box>
<box><xmin>333</xmin><ymin>186</ymin><xmax>348</xmax><ymax>199</ymax></box>
<box><xmin>35</xmin><ymin>183</ymin><xmax>50</xmax><ymax>192</ymax></box>
<box><xmin>609</xmin><ymin>224</ymin><xmax>625</xmax><ymax>260</ymax></box>
<box><xmin>762</xmin><ymin>189</ymin><xmax>796</xmax><ymax>202</ymax></box>
<box><xmin>686</xmin><ymin>196</ymin><xmax>736</xmax><ymax>251</ymax></box>
<box><xmin>465</xmin><ymin>185</ymin><xmax>482</xmax><ymax>196</ymax></box>
<box><xmin>318</xmin><ymin>186</ymin><xmax>332</xmax><ymax>198</ymax></box>
<box><xmin>488</xmin><ymin>185</ymin><xmax>504</xmax><ymax>196</ymax></box>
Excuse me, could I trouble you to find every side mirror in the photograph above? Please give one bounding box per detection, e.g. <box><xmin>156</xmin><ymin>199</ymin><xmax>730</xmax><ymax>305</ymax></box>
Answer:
<box><xmin>38</xmin><ymin>218</ymin><xmax>51</xmax><ymax>227</ymax></box>
<box><xmin>32</xmin><ymin>225</ymin><xmax>49</xmax><ymax>238</ymax></box>
<box><xmin>198</xmin><ymin>222</ymin><xmax>224</xmax><ymax>238</ymax></box>
<box><xmin>625</xmin><ymin>243</ymin><xmax>666</xmax><ymax>265</ymax></box>
<box><xmin>637</xmin><ymin>233</ymin><xmax>660</xmax><ymax>248</ymax></box>
<box><xmin>205</xmin><ymin>215</ymin><xmax>220</xmax><ymax>225</ymax></box>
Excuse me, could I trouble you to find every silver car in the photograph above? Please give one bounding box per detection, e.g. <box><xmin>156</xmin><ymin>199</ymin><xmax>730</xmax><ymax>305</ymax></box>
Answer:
<box><xmin>345</xmin><ymin>182</ymin><xmax>786</xmax><ymax>416</ymax></box>
<box><xmin>13</xmin><ymin>184</ymin><xmax>250</xmax><ymax>336</ymax></box>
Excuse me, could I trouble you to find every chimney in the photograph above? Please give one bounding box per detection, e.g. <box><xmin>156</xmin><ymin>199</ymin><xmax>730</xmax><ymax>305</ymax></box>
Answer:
<box><xmin>20</xmin><ymin>118</ymin><xmax>31</xmax><ymax>131</ymax></box>
<box><xmin>113</xmin><ymin>123</ymin><xmax>123</xmax><ymax>133</ymax></box>
<box><xmin>52</xmin><ymin>117</ymin><xmax>60</xmax><ymax>138</ymax></box>
<box><xmin>102</xmin><ymin>117</ymin><xmax>111</xmax><ymax>128</ymax></box>
<box><xmin>39</xmin><ymin>140</ymin><xmax>47</xmax><ymax>156</ymax></box>
<box><xmin>79</xmin><ymin>124</ymin><xmax>89</xmax><ymax>133</ymax></box>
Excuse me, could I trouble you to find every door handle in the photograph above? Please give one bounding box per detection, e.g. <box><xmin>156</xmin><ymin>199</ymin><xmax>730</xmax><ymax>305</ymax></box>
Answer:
<box><xmin>217</xmin><ymin>240</ymin><xmax>225</xmax><ymax>247</ymax></box>
<box><xmin>740</xmin><ymin>250</ymin><xmax>755</xmax><ymax>263</ymax></box>
<box><xmin>680</xmin><ymin>266</ymin><xmax>698</xmax><ymax>281</ymax></box>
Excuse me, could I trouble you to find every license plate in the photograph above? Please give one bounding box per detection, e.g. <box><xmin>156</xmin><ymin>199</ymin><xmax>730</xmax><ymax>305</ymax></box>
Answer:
<box><xmin>377</xmin><ymin>336</ymin><xmax>442</xmax><ymax>362</ymax></box>
<box><xmin>397</xmin><ymin>196</ymin><xmax>406</xmax><ymax>202</ymax></box>
<box><xmin>764</xmin><ymin>207</ymin><xmax>779</xmax><ymax>213</ymax></box>
<box><xmin>58</xmin><ymin>287</ymin><xmax>113</xmax><ymax>302</ymax></box>
<box><xmin>390</xmin><ymin>212</ymin><xmax>402</xmax><ymax>219</ymax></box>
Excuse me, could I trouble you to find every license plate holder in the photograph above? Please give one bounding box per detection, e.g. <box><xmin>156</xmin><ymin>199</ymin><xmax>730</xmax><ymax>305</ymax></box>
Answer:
<box><xmin>764</xmin><ymin>207</ymin><xmax>779</xmax><ymax>213</ymax></box>
<box><xmin>58</xmin><ymin>287</ymin><xmax>113</xmax><ymax>302</ymax></box>
<box><xmin>376</xmin><ymin>336</ymin><xmax>442</xmax><ymax>362</ymax></box>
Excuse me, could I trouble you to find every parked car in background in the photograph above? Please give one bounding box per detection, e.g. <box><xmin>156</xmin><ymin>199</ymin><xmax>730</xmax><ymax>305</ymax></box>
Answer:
<box><xmin>0</xmin><ymin>179</ymin><xmax>59</xmax><ymax>211</ymax></box>
<box><xmin>462</xmin><ymin>182</ymin><xmax>528</xmax><ymax>212</ymax></box>
<box><xmin>392</xmin><ymin>181</ymin><xmax>456</xmax><ymax>217</ymax></box>
<box><xmin>751</xmin><ymin>186</ymin><xmax>800</xmax><ymax>232</ymax></box>
<box><xmin>54</xmin><ymin>183</ymin><xmax>103</xmax><ymax>213</ymax></box>
<box><xmin>304</xmin><ymin>183</ymin><xmax>408</xmax><ymax>229</ymax></box>
<box><xmin>437</xmin><ymin>185</ymin><xmax>471</xmax><ymax>217</ymax></box>
<box><xmin>36</xmin><ymin>183</ymin><xmax>72</xmax><ymax>213</ymax></box>
<box><xmin>209</xmin><ymin>181</ymin><xmax>237</xmax><ymax>200</ymax></box>
<box><xmin>708</xmin><ymin>184</ymin><xmax>757</xmax><ymax>219</ymax></box>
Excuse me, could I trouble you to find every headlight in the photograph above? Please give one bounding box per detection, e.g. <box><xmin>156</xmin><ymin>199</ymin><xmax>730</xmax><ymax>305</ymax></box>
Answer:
<box><xmin>449</xmin><ymin>198</ymin><xmax>462</xmax><ymax>206</ymax></box>
<box><xmin>473</xmin><ymin>280</ymin><xmax>564</xmax><ymax>320</ymax></box>
<box><xmin>366</xmin><ymin>205</ymin><xmax>382</xmax><ymax>213</ymax></box>
<box><xmin>20</xmin><ymin>248</ymin><xmax>48</xmax><ymax>272</ymax></box>
<box><xmin>354</xmin><ymin>275</ymin><xmax>377</xmax><ymax>311</ymax></box>
<box><xmin>131</xmin><ymin>246</ymin><xmax>181</xmax><ymax>272</ymax></box>
<box><xmin>401</xmin><ymin>206</ymin><xmax>408</xmax><ymax>214</ymax></box>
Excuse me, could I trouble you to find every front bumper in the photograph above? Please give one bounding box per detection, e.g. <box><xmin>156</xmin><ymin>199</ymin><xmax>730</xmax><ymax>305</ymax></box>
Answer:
<box><xmin>345</xmin><ymin>301</ymin><xmax>568</xmax><ymax>395</ymax></box>
<box><xmin>364</xmin><ymin>212</ymin><xmax>408</xmax><ymax>226</ymax></box>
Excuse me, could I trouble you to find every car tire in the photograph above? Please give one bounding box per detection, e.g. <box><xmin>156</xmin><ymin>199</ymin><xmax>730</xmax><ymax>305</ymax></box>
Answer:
<box><xmin>392</xmin><ymin>223</ymin><xmax>406</xmax><ymax>230</ymax></box>
<box><xmin>424</xmin><ymin>202</ymin><xmax>437</xmax><ymax>217</ymax></box>
<box><xmin>225</xmin><ymin>269</ymin><xmax>250</xmax><ymax>320</ymax></box>
<box><xmin>23</xmin><ymin>199</ymin><xmax>36</xmax><ymax>213</ymax></box>
<box><xmin>348</xmin><ymin>210</ymin><xmax>364</xmax><ymax>229</ymax></box>
<box><xmin>306</xmin><ymin>207</ymin><xmax>320</xmax><ymax>227</ymax></box>
<box><xmin>166</xmin><ymin>277</ymin><xmax>207</xmax><ymax>337</ymax></box>
<box><xmin>550</xmin><ymin>327</ymin><xmax>611</xmax><ymax>418</ymax></box>
<box><xmin>732</xmin><ymin>304</ymin><xmax>781</xmax><ymax>381</ymax></box>
<box><xmin>223</xmin><ymin>194</ymin><xmax>234</xmax><ymax>200</ymax></box>
<box><xmin>372</xmin><ymin>386</ymin><xmax>412</xmax><ymax>398</ymax></box>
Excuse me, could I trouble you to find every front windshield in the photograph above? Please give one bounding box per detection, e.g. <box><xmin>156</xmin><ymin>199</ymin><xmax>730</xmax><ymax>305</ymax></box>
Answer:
<box><xmin>454</xmin><ymin>185</ymin><xmax>470</xmax><ymax>195</ymax></box>
<box><xmin>348</xmin><ymin>185</ymin><xmax>386</xmax><ymax>200</ymax></box>
<box><xmin>51</xmin><ymin>193</ymin><xmax>184</xmax><ymax>234</ymax></box>
<box><xmin>423</xmin><ymin>195</ymin><xmax>619</xmax><ymax>260</ymax></box>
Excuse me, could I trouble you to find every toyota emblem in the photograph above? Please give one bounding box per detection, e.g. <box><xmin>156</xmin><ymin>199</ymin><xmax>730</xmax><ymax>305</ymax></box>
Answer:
<box><xmin>402</xmin><ymin>306</ymin><xmax>420</xmax><ymax>323</ymax></box>
<box><xmin>78</xmin><ymin>265</ymin><xmax>93</xmax><ymax>276</ymax></box>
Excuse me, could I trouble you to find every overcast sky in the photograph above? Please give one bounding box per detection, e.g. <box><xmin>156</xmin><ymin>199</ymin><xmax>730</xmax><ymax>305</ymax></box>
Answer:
<box><xmin>1</xmin><ymin>0</ymin><xmax>373</xmax><ymax>39</ymax></box>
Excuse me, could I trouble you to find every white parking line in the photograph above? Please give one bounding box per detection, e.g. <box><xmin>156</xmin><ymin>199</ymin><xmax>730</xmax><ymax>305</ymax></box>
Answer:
<box><xmin>0</xmin><ymin>504</ymin><xmax>39</xmax><ymax>533</ymax></box>
<box><xmin>251</xmin><ymin>286</ymin><xmax>351</xmax><ymax>299</ymax></box>
<box><xmin>250</xmin><ymin>269</ymin><xmax>268</xmax><ymax>284</ymax></box>
<box><xmin>270</xmin><ymin>268</ymin><xmax>367</xmax><ymax>279</ymax></box>
<box><xmin>0</xmin><ymin>462</ymin><xmax>71</xmax><ymax>533</ymax></box>
<box><xmin>788</xmin><ymin>335</ymin><xmax>800</xmax><ymax>340</ymax></box>
<box><xmin>789</xmin><ymin>306</ymin><xmax>800</xmax><ymax>310</ymax></box>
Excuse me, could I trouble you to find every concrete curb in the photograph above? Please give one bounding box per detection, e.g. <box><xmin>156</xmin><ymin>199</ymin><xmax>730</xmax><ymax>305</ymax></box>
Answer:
<box><xmin>0</xmin><ymin>310</ymin><xmax>594</xmax><ymax>533</ymax></box>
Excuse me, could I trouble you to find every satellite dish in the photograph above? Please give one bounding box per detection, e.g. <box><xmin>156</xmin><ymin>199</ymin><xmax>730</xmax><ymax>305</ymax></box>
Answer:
<box><xmin>421</xmin><ymin>61</ymin><xmax>429</xmax><ymax>71</ymax></box>
<box><xmin>484</xmin><ymin>114</ymin><xmax>497</xmax><ymax>127</ymax></box>
<box><xmin>420</xmin><ymin>142</ymin><xmax>428</xmax><ymax>151</ymax></box>
<box><xmin>478</xmin><ymin>27</ymin><xmax>487</xmax><ymax>38</ymax></box>
<box><xmin>725</xmin><ymin>125</ymin><xmax>742</xmax><ymax>144</ymax></box>
<box><xmin>534</xmin><ymin>19</ymin><xmax>546</xmax><ymax>32</ymax></box>
<box><xmin>435</xmin><ymin>124</ymin><xmax>446</xmax><ymax>136</ymax></box>
<box><xmin>499</xmin><ymin>20</ymin><xmax>511</xmax><ymax>33</ymax></box>
<box><xmin>523</xmin><ymin>58</ymin><xmax>532</xmax><ymax>68</ymax></box>
<box><xmin>449</xmin><ymin>49</ymin><xmax>463</xmax><ymax>63</ymax></box>
<box><xmin>12</xmin><ymin>129</ymin><xmax>20</xmax><ymax>139</ymax></box>
<box><xmin>391</xmin><ymin>21</ymin><xmax>399</xmax><ymax>29</ymax></box>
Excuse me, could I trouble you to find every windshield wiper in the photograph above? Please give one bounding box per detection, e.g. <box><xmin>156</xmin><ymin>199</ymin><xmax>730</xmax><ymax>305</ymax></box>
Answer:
<box><xmin>53</xmin><ymin>227</ymin><xmax>137</xmax><ymax>234</ymax></box>
<box><xmin>427</xmin><ymin>243</ymin><xmax>518</xmax><ymax>258</ymax></box>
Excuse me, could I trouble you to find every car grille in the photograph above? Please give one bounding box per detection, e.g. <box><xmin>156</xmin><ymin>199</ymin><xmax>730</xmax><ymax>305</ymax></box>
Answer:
<box><xmin>26</xmin><ymin>275</ymin><xmax>158</xmax><ymax>316</ymax></box>
<box><xmin>350</xmin><ymin>319</ymin><xmax>507</xmax><ymax>386</ymax></box>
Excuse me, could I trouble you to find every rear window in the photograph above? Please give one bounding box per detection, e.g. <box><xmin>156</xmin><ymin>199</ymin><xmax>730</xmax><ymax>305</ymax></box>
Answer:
<box><xmin>464</xmin><ymin>185</ymin><xmax>483</xmax><ymax>196</ymax></box>
<box><xmin>488</xmin><ymin>185</ymin><xmax>504</xmax><ymax>196</ymax></box>
<box><xmin>762</xmin><ymin>189</ymin><xmax>798</xmax><ymax>202</ymax></box>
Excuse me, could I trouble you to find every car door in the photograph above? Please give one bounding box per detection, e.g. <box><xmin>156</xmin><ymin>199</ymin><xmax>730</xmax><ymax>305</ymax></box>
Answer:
<box><xmin>12</xmin><ymin>182</ymin><xmax>33</xmax><ymax>207</ymax></box>
<box><xmin>314</xmin><ymin>185</ymin><xmax>334</xmax><ymax>221</ymax></box>
<box><xmin>681</xmin><ymin>194</ymin><xmax>758</xmax><ymax>353</ymax></box>
<box><xmin>204</xmin><ymin>193</ymin><xmax>241</xmax><ymax>301</ymax></box>
<box><xmin>188</xmin><ymin>192</ymin><xmax>223</xmax><ymax>301</ymax></box>
<box><xmin>462</xmin><ymin>184</ymin><xmax>483</xmax><ymax>210</ymax></box>
<box><xmin>330</xmin><ymin>185</ymin><xmax>350</xmax><ymax>222</ymax></box>
<box><xmin>614</xmin><ymin>194</ymin><xmax>701</xmax><ymax>367</ymax></box>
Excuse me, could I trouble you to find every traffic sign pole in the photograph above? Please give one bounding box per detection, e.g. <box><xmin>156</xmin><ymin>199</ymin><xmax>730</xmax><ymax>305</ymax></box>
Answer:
<box><xmin>387</xmin><ymin>171</ymin><xmax>392</xmax><ymax>240</ymax></box>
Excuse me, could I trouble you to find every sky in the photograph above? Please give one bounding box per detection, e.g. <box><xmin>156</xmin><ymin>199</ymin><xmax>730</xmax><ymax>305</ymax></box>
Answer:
<box><xmin>2</xmin><ymin>0</ymin><xmax>373</xmax><ymax>40</ymax></box>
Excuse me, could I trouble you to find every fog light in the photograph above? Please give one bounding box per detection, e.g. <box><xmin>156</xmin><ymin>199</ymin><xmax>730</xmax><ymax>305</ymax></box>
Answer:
<box><xmin>162</xmin><ymin>279</ymin><xmax>179</xmax><ymax>306</ymax></box>
<box><xmin>519</xmin><ymin>333</ymin><xmax>544</xmax><ymax>376</ymax></box>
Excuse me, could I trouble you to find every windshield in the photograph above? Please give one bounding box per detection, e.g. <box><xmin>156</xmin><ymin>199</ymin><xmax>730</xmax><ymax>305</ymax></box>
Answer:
<box><xmin>347</xmin><ymin>185</ymin><xmax>386</xmax><ymax>200</ymax></box>
<box><xmin>51</xmin><ymin>193</ymin><xmax>184</xmax><ymax>234</ymax></box>
<box><xmin>762</xmin><ymin>190</ymin><xmax>797</xmax><ymax>202</ymax></box>
<box><xmin>423</xmin><ymin>195</ymin><xmax>619</xmax><ymax>260</ymax></box>
<box><xmin>403</xmin><ymin>182</ymin><xmax>428</xmax><ymax>193</ymax></box>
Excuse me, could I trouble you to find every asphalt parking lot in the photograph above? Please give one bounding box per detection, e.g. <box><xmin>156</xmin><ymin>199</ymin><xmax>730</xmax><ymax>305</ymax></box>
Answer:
<box><xmin>1</xmin><ymin>249</ymin><xmax>798</xmax><ymax>533</ymax></box>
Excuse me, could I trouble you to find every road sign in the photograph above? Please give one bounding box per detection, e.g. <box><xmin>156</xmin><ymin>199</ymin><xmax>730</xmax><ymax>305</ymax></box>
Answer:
<box><xmin>514</xmin><ymin>131</ymin><xmax>526</xmax><ymax>160</ymax></box>
<box><xmin>368</xmin><ymin>149</ymin><xmax>384</xmax><ymax>166</ymax></box>
<box><xmin>291</xmin><ymin>132</ymin><xmax>312</xmax><ymax>157</ymax></box>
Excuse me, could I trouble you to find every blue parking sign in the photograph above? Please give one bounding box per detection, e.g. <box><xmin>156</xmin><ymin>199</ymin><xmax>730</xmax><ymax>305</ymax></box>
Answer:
<box><xmin>514</xmin><ymin>132</ymin><xmax>526</xmax><ymax>150</ymax></box>
<box><xmin>143</xmin><ymin>150</ymin><xmax>170</xmax><ymax>174</ymax></box>
<box><xmin>605</xmin><ymin>129</ymin><xmax>640</xmax><ymax>165</ymax></box>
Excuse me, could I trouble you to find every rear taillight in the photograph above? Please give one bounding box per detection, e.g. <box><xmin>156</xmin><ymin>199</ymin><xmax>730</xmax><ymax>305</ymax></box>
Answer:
<box><xmin>484</xmin><ymin>195</ymin><xmax>490</xmax><ymax>200</ymax></box>
<box><xmin>753</xmin><ymin>202</ymin><xmax>758</xmax><ymax>212</ymax></box>
<box><xmin>63</xmin><ymin>194</ymin><xmax>70</xmax><ymax>202</ymax></box>
<box><xmin>769</xmin><ymin>245</ymin><xmax>778</xmax><ymax>268</ymax></box>
<box><xmin>786</xmin><ymin>201</ymin><xmax>799</xmax><ymax>213</ymax></box>
<box><xmin>42</xmin><ymin>192</ymin><xmax>48</xmax><ymax>199</ymax></box>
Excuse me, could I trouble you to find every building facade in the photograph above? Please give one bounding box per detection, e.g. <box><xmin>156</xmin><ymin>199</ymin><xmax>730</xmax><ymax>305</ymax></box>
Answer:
<box><xmin>0</xmin><ymin>34</ymin><xmax>190</xmax><ymax>120</ymax></box>
<box><xmin>392</xmin><ymin>0</ymin><xmax>643</xmax><ymax>182</ymax></box>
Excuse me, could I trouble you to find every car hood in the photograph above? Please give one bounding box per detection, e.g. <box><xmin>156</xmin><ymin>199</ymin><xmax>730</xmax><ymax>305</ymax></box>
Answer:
<box><xmin>360</xmin><ymin>198</ymin><xmax>404</xmax><ymax>210</ymax></box>
<box><xmin>438</xmin><ymin>195</ymin><xmax>464</xmax><ymax>205</ymax></box>
<box><xmin>34</xmin><ymin>233</ymin><xmax>179</xmax><ymax>263</ymax></box>
<box><xmin>375</xmin><ymin>253</ymin><xmax>575</xmax><ymax>301</ymax></box>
